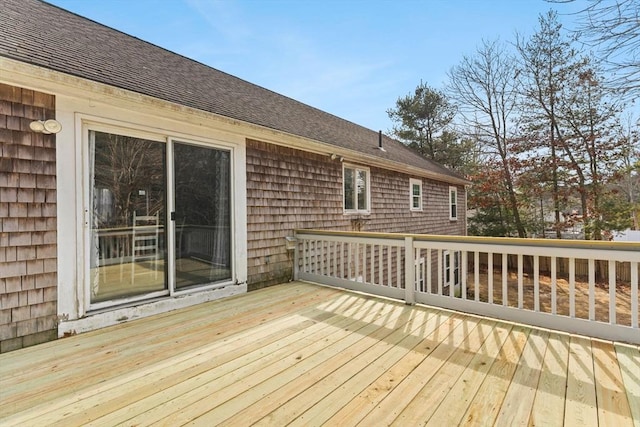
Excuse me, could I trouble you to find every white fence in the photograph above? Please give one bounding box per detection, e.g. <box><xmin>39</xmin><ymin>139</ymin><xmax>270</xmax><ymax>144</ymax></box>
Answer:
<box><xmin>294</xmin><ymin>230</ymin><xmax>640</xmax><ymax>344</ymax></box>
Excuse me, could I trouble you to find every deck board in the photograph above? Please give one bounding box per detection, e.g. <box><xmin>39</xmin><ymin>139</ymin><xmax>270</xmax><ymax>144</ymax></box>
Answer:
<box><xmin>494</xmin><ymin>329</ymin><xmax>549</xmax><ymax>425</ymax></box>
<box><xmin>0</xmin><ymin>281</ymin><xmax>637</xmax><ymax>426</ymax></box>
<box><xmin>592</xmin><ymin>339</ymin><xmax>634</xmax><ymax>426</ymax></box>
<box><xmin>529</xmin><ymin>332</ymin><xmax>570</xmax><ymax>426</ymax></box>
<box><xmin>564</xmin><ymin>336</ymin><xmax>599</xmax><ymax>426</ymax></box>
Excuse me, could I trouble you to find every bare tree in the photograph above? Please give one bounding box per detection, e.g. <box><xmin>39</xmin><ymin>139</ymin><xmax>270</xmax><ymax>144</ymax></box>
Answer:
<box><xmin>551</xmin><ymin>0</ymin><xmax>640</xmax><ymax>96</ymax></box>
<box><xmin>448</xmin><ymin>39</ymin><xmax>527</xmax><ymax>237</ymax></box>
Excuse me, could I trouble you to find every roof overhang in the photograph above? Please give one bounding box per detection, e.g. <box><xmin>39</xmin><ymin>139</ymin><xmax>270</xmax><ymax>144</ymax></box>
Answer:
<box><xmin>1</xmin><ymin>56</ymin><xmax>471</xmax><ymax>187</ymax></box>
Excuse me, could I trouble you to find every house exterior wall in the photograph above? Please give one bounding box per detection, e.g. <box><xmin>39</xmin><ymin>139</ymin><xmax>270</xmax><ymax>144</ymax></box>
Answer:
<box><xmin>0</xmin><ymin>63</ymin><xmax>250</xmax><ymax>347</ymax></box>
<box><xmin>246</xmin><ymin>139</ymin><xmax>466</xmax><ymax>289</ymax></box>
<box><xmin>0</xmin><ymin>60</ymin><xmax>467</xmax><ymax>349</ymax></box>
<box><xmin>0</xmin><ymin>83</ymin><xmax>58</xmax><ymax>353</ymax></box>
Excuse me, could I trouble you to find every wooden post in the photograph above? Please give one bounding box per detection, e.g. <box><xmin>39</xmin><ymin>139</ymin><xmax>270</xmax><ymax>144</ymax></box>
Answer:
<box><xmin>404</xmin><ymin>236</ymin><xmax>415</xmax><ymax>305</ymax></box>
<box><xmin>293</xmin><ymin>237</ymin><xmax>299</xmax><ymax>281</ymax></box>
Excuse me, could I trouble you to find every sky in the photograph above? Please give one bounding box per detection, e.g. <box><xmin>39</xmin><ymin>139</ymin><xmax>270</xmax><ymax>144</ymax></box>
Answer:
<box><xmin>45</xmin><ymin>0</ymin><xmax>589</xmax><ymax>133</ymax></box>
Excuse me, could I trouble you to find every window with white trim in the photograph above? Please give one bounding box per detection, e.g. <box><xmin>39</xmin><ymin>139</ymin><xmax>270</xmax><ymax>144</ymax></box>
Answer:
<box><xmin>449</xmin><ymin>186</ymin><xmax>458</xmax><ymax>220</ymax></box>
<box><xmin>444</xmin><ymin>250</ymin><xmax>461</xmax><ymax>292</ymax></box>
<box><xmin>343</xmin><ymin>164</ymin><xmax>370</xmax><ymax>213</ymax></box>
<box><xmin>410</xmin><ymin>178</ymin><xmax>422</xmax><ymax>211</ymax></box>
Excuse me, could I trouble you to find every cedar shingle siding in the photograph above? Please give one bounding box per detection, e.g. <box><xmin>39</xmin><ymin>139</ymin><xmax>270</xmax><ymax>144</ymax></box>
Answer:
<box><xmin>0</xmin><ymin>83</ymin><xmax>57</xmax><ymax>353</ymax></box>
<box><xmin>246</xmin><ymin>140</ymin><xmax>465</xmax><ymax>288</ymax></box>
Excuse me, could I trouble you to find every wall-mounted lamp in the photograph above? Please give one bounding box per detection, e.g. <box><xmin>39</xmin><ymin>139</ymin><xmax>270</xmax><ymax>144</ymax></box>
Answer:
<box><xmin>29</xmin><ymin>119</ymin><xmax>62</xmax><ymax>134</ymax></box>
<box><xmin>330</xmin><ymin>153</ymin><xmax>337</xmax><ymax>160</ymax></box>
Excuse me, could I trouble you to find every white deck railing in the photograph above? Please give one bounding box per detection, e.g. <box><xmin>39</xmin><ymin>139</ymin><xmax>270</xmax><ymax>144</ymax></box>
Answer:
<box><xmin>294</xmin><ymin>230</ymin><xmax>639</xmax><ymax>344</ymax></box>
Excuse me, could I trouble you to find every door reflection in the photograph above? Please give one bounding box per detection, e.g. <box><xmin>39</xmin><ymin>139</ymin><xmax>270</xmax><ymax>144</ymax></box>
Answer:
<box><xmin>89</xmin><ymin>131</ymin><xmax>167</xmax><ymax>303</ymax></box>
<box><xmin>174</xmin><ymin>142</ymin><xmax>232</xmax><ymax>289</ymax></box>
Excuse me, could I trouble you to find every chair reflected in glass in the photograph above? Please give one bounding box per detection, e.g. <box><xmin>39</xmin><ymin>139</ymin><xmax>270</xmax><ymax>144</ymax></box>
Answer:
<box><xmin>131</xmin><ymin>211</ymin><xmax>161</xmax><ymax>283</ymax></box>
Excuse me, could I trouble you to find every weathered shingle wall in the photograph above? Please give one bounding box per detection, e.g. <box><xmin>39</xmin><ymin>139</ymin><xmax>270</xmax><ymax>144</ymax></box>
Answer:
<box><xmin>246</xmin><ymin>139</ymin><xmax>466</xmax><ymax>289</ymax></box>
<box><xmin>0</xmin><ymin>83</ymin><xmax>57</xmax><ymax>353</ymax></box>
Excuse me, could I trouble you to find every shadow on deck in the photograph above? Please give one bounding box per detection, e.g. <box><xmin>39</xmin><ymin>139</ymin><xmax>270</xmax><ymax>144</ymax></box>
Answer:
<box><xmin>1</xmin><ymin>282</ymin><xmax>638</xmax><ymax>426</ymax></box>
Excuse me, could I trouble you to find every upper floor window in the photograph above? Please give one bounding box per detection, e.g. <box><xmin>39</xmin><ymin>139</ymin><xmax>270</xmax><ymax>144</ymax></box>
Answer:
<box><xmin>343</xmin><ymin>164</ymin><xmax>370</xmax><ymax>213</ymax></box>
<box><xmin>410</xmin><ymin>178</ymin><xmax>423</xmax><ymax>211</ymax></box>
<box><xmin>449</xmin><ymin>186</ymin><xmax>458</xmax><ymax>220</ymax></box>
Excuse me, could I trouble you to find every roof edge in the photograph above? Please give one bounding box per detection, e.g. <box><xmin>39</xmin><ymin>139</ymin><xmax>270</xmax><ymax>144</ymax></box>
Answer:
<box><xmin>1</xmin><ymin>56</ymin><xmax>471</xmax><ymax>186</ymax></box>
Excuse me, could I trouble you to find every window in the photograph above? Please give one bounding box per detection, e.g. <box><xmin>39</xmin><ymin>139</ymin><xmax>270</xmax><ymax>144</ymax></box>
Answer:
<box><xmin>449</xmin><ymin>186</ymin><xmax>458</xmax><ymax>220</ymax></box>
<box><xmin>444</xmin><ymin>250</ymin><xmax>461</xmax><ymax>296</ymax></box>
<box><xmin>410</xmin><ymin>178</ymin><xmax>422</xmax><ymax>211</ymax></box>
<box><xmin>343</xmin><ymin>165</ymin><xmax>370</xmax><ymax>213</ymax></box>
<box><xmin>415</xmin><ymin>256</ymin><xmax>426</xmax><ymax>292</ymax></box>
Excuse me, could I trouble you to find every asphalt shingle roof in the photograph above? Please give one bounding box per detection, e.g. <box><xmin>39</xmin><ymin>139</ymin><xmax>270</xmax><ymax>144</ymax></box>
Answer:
<box><xmin>1</xmin><ymin>0</ymin><xmax>468</xmax><ymax>184</ymax></box>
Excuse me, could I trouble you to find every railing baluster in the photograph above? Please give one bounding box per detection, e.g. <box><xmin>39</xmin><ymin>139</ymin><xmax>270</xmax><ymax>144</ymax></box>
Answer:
<box><xmin>569</xmin><ymin>257</ymin><xmax>575</xmax><ymax>318</ymax></box>
<box><xmin>320</xmin><ymin>240</ymin><xmax>325</xmax><ymax>276</ymax></box>
<box><xmin>427</xmin><ymin>248</ymin><xmax>432</xmax><ymax>294</ymax></box>
<box><xmin>534</xmin><ymin>255</ymin><xmax>539</xmax><ymax>312</ymax></box>
<box><xmin>631</xmin><ymin>261</ymin><xmax>638</xmax><ymax>329</ymax></box>
<box><xmin>518</xmin><ymin>254</ymin><xmax>523</xmax><ymax>309</ymax></box>
<box><xmin>317</xmin><ymin>240</ymin><xmax>322</xmax><ymax>275</ymax></box>
<box><xmin>396</xmin><ymin>246</ymin><xmax>401</xmax><ymax>288</ymax></box>
<box><xmin>588</xmin><ymin>258</ymin><xmax>595</xmax><ymax>321</ymax></box>
<box><xmin>437</xmin><ymin>249</ymin><xmax>443</xmax><ymax>296</ymax></box>
<box><xmin>609</xmin><ymin>261</ymin><xmax>616</xmax><ymax>325</ymax></box>
<box><xmin>502</xmin><ymin>253</ymin><xmax>508</xmax><ymax>306</ymax></box>
<box><xmin>414</xmin><ymin>247</ymin><xmax>420</xmax><ymax>291</ymax></box>
<box><xmin>348</xmin><ymin>242</ymin><xmax>352</xmax><ymax>280</ymax></box>
<box><xmin>551</xmin><ymin>256</ymin><xmax>557</xmax><ymax>315</ymax></box>
<box><xmin>302</xmin><ymin>239</ymin><xmax>308</xmax><ymax>273</ymax></box>
<box><xmin>339</xmin><ymin>241</ymin><xmax>344</xmax><ymax>279</ymax></box>
<box><xmin>308</xmin><ymin>240</ymin><xmax>313</xmax><ymax>274</ymax></box>
<box><xmin>354</xmin><ymin>243</ymin><xmax>359</xmax><ymax>282</ymax></box>
<box><xmin>332</xmin><ymin>241</ymin><xmax>337</xmax><ymax>277</ymax></box>
<box><xmin>387</xmin><ymin>245</ymin><xmax>392</xmax><ymax>287</ymax></box>
<box><xmin>404</xmin><ymin>236</ymin><xmax>415</xmax><ymax>304</ymax></box>
<box><xmin>488</xmin><ymin>252</ymin><xmax>494</xmax><ymax>304</ymax></box>
<box><xmin>308</xmin><ymin>239</ymin><xmax>313</xmax><ymax>274</ymax></box>
<box><xmin>462</xmin><ymin>251</ymin><xmax>468</xmax><ymax>300</ymax></box>
<box><xmin>378</xmin><ymin>245</ymin><xmax>383</xmax><ymax>286</ymax></box>
<box><xmin>474</xmin><ymin>251</ymin><xmax>479</xmax><ymax>302</ymax></box>
<box><xmin>370</xmin><ymin>244</ymin><xmax>374</xmax><ymax>285</ymax></box>
<box><xmin>363</xmin><ymin>243</ymin><xmax>367</xmax><ymax>284</ymax></box>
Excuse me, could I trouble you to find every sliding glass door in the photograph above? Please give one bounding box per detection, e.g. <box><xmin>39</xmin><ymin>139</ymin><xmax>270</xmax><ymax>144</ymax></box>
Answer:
<box><xmin>88</xmin><ymin>131</ymin><xmax>167</xmax><ymax>304</ymax></box>
<box><xmin>173</xmin><ymin>142</ymin><xmax>232</xmax><ymax>290</ymax></box>
<box><xmin>88</xmin><ymin>130</ymin><xmax>232</xmax><ymax>307</ymax></box>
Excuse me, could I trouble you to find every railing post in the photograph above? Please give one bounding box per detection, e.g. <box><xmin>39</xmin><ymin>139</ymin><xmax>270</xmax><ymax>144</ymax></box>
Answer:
<box><xmin>290</xmin><ymin>235</ymin><xmax>299</xmax><ymax>281</ymax></box>
<box><xmin>404</xmin><ymin>236</ymin><xmax>415</xmax><ymax>305</ymax></box>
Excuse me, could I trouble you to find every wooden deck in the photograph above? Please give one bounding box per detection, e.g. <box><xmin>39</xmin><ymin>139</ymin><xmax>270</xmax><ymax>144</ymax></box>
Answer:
<box><xmin>1</xmin><ymin>282</ymin><xmax>638</xmax><ymax>426</ymax></box>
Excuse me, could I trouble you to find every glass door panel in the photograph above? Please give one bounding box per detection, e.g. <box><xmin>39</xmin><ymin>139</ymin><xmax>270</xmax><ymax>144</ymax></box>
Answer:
<box><xmin>174</xmin><ymin>142</ymin><xmax>232</xmax><ymax>290</ymax></box>
<box><xmin>89</xmin><ymin>131</ymin><xmax>167</xmax><ymax>303</ymax></box>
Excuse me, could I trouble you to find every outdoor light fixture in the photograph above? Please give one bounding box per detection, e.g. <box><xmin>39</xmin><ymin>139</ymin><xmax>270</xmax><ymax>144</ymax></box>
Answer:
<box><xmin>29</xmin><ymin>119</ymin><xmax>62</xmax><ymax>134</ymax></box>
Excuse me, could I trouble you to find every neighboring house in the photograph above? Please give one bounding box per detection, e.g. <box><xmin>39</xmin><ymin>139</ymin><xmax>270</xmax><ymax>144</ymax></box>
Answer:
<box><xmin>0</xmin><ymin>0</ymin><xmax>469</xmax><ymax>352</ymax></box>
